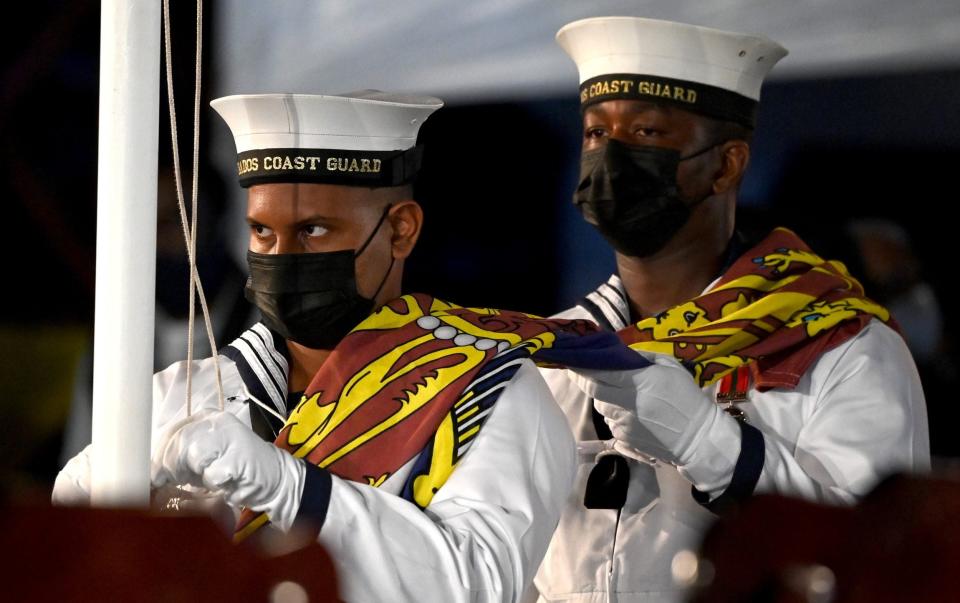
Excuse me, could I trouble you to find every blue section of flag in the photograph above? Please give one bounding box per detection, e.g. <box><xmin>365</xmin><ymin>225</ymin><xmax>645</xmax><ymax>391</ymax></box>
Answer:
<box><xmin>535</xmin><ymin>331</ymin><xmax>651</xmax><ymax>370</ymax></box>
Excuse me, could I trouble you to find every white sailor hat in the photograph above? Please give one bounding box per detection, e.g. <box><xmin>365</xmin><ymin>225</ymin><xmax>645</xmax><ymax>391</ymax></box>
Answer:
<box><xmin>211</xmin><ymin>90</ymin><xmax>443</xmax><ymax>188</ymax></box>
<box><xmin>556</xmin><ymin>17</ymin><xmax>787</xmax><ymax>127</ymax></box>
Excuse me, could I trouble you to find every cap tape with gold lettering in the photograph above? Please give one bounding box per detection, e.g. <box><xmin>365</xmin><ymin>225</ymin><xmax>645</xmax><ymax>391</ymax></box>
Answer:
<box><xmin>211</xmin><ymin>91</ymin><xmax>443</xmax><ymax>188</ymax></box>
<box><xmin>556</xmin><ymin>17</ymin><xmax>787</xmax><ymax>127</ymax></box>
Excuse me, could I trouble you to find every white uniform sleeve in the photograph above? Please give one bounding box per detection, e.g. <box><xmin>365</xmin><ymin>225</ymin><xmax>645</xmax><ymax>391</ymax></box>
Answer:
<box><xmin>312</xmin><ymin>359</ymin><xmax>577</xmax><ymax>603</ymax></box>
<box><xmin>681</xmin><ymin>320</ymin><xmax>930</xmax><ymax>506</ymax></box>
<box><xmin>52</xmin><ymin>443</ymin><xmax>93</xmax><ymax>505</ymax></box>
<box><xmin>151</xmin><ymin>356</ymin><xmax>250</xmax><ymax>434</ymax></box>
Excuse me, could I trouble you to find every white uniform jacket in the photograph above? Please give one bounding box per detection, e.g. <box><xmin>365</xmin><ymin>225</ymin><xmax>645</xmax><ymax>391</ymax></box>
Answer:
<box><xmin>531</xmin><ymin>275</ymin><xmax>930</xmax><ymax>603</ymax></box>
<box><xmin>57</xmin><ymin>323</ymin><xmax>577</xmax><ymax>603</ymax></box>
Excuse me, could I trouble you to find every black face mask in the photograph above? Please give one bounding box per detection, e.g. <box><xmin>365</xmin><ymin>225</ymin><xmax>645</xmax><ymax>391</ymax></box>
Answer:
<box><xmin>244</xmin><ymin>206</ymin><xmax>393</xmax><ymax>349</ymax></box>
<box><xmin>573</xmin><ymin>138</ymin><xmax>718</xmax><ymax>258</ymax></box>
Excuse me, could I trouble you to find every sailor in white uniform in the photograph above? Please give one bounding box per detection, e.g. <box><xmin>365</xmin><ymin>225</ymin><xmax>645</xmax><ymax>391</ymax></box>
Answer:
<box><xmin>55</xmin><ymin>91</ymin><xmax>576</xmax><ymax>603</ymax></box>
<box><xmin>529</xmin><ymin>17</ymin><xmax>930</xmax><ymax>603</ymax></box>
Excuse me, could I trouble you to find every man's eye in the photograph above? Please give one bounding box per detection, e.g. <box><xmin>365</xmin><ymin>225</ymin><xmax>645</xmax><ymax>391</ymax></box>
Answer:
<box><xmin>252</xmin><ymin>224</ymin><xmax>274</xmax><ymax>237</ymax></box>
<box><xmin>584</xmin><ymin>127</ymin><xmax>607</xmax><ymax>139</ymax></box>
<box><xmin>634</xmin><ymin>127</ymin><xmax>660</xmax><ymax>137</ymax></box>
<box><xmin>303</xmin><ymin>225</ymin><xmax>328</xmax><ymax>237</ymax></box>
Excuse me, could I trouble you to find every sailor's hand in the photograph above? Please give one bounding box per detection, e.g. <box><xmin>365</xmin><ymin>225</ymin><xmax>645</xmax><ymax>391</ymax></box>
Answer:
<box><xmin>151</xmin><ymin>410</ymin><xmax>305</xmax><ymax>531</ymax></box>
<box><xmin>52</xmin><ymin>444</ymin><xmax>93</xmax><ymax>506</ymax></box>
<box><xmin>570</xmin><ymin>351</ymin><xmax>724</xmax><ymax>466</ymax></box>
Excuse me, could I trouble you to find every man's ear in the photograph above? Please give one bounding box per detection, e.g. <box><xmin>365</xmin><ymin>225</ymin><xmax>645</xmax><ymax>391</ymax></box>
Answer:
<box><xmin>387</xmin><ymin>200</ymin><xmax>423</xmax><ymax>260</ymax></box>
<box><xmin>712</xmin><ymin>140</ymin><xmax>750</xmax><ymax>195</ymax></box>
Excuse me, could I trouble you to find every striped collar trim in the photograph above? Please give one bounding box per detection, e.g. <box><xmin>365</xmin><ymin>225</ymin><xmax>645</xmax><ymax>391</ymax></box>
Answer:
<box><xmin>223</xmin><ymin>323</ymin><xmax>290</xmax><ymax>418</ymax></box>
<box><xmin>577</xmin><ymin>275</ymin><xmax>631</xmax><ymax>331</ymax></box>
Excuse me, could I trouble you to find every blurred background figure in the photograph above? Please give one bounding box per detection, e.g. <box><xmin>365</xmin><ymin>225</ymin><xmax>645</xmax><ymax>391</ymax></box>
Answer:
<box><xmin>849</xmin><ymin>218</ymin><xmax>945</xmax><ymax>365</ymax></box>
<box><xmin>848</xmin><ymin>218</ymin><xmax>959</xmax><ymax>461</ymax></box>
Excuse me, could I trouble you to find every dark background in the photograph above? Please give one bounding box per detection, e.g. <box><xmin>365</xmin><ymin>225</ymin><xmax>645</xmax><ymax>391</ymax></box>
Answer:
<box><xmin>3</xmin><ymin>0</ymin><xmax>959</xmax><ymax>499</ymax></box>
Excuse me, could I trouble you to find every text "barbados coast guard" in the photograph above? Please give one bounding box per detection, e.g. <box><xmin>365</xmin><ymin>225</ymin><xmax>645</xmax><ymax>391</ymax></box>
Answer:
<box><xmin>237</xmin><ymin>155</ymin><xmax>383</xmax><ymax>176</ymax></box>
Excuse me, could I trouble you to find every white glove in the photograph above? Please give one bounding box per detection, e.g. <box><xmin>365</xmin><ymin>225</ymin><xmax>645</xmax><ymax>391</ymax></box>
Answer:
<box><xmin>151</xmin><ymin>410</ymin><xmax>306</xmax><ymax>531</ymax></box>
<box><xmin>52</xmin><ymin>444</ymin><xmax>93</xmax><ymax>506</ymax></box>
<box><xmin>571</xmin><ymin>351</ymin><xmax>726</xmax><ymax>467</ymax></box>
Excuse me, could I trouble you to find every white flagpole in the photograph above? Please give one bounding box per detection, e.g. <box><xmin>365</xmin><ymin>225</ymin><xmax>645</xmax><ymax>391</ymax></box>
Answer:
<box><xmin>90</xmin><ymin>0</ymin><xmax>161</xmax><ymax>507</ymax></box>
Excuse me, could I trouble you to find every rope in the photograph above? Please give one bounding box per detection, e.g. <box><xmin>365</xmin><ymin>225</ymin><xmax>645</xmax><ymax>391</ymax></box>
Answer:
<box><xmin>162</xmin><ymin>0</ymin><xmax>225</xmax><ymax>415</ymax></box>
